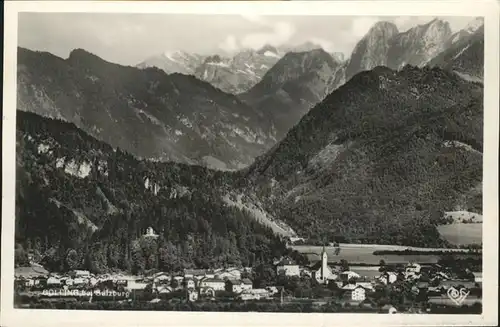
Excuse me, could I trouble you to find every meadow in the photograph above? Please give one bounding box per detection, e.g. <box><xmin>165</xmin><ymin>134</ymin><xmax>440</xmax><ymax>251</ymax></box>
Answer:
<box><xmin>437</xmin><ymin>223</ymin><xmax>482</xmax><ymax>245</ymax></box>
<box><xmin>291</xmin><ymin>243</ymin><xmax>478</xmax><ymax>265</ymax></box>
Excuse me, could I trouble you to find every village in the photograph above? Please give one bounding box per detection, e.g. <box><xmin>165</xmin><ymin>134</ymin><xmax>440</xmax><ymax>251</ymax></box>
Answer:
<box><xmin>15</xmin><ymin>229</ymin><xmax>483</xmax><ymax>313</ymax></box>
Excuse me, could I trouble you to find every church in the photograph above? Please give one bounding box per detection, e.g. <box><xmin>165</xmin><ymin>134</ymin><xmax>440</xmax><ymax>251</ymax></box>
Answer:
<box><xmin>310</xmin><ymin>246</ymin><xmax>338</xmax><ymax>284</ymax></box>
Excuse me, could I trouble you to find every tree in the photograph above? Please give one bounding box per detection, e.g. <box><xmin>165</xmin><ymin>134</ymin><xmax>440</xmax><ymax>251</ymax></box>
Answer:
<box><xmin>340</xmin><ymin>259</ymin><xmax>349</xmax><ymax>272</ymax></box>
<box><xmin>14</xmin><ymin>244</ymin><xmax>30</xmax><ymax>267</ymax></box>
<box><xmin>170</xmin><ymin>278</ymin><xmax>179</xmax><ymax>289</ymax></box>
<box><xmin>253</xmin><ymin>263</ymin><xmax>277</xmax><ymax>288</ymax></box>
<box><xmin>65</xmin><ymin>248</ymin><xmax>79</xmax><ymax>270</ymax></box>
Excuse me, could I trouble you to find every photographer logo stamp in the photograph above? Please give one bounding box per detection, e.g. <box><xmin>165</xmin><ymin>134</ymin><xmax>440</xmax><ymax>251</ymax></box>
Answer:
<box><xmin>447</xmin><ymin>286</ymin><xmax>470</xmax><ymax>306</ymax></box>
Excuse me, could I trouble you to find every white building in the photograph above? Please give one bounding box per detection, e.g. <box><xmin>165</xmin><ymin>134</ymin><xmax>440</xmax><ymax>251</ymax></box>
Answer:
<box><xmin>341</xmin><ymin>284</ymin><xmax>366</xmax><ymax>302</ymax></box>
<box><xmin>339</xmin><ymin>271</ymin><xmax>361</xmax><ymax>282</ymax></box>
<box><xmin>126</xmin><ymin>279</ymin><xmax>148</xmax><ymax>291</ymax></box>
<box><xmin>276</xmin><ymin>259</ymin><xmax>300</xmax><ymax>277</ymax></box>
<box><xmin>405</xmin><ymin>263</ymin><xmax>421</xmax><ymax>274</ymax></box>
<box><xmin>311</xmin><ymin>247</ymin><xmax>337</xmax><ymax>284</ymax></box>
<box><xmin>198</xmin><ymin>278</ymin><xmax>226</xmax><ymax>291</ymax></box>
<box><xmin>145</xmin><ymin>227</ymin><xmax>159</xmax><ymax>238</ymax></box>
<box><xmin>227</xmin><ymin>279</ymin><xmax>253</xmax><ymax>294</ymax></box>
<box><xmin>241</xmin><ymin>288</ymin><xmax>272</xmax><ymax>300</ymax></box>
<box><xmin>46</xmin><ymin>276</ymin><xmax>62</xmax><ymax>286</ymax></box>
<box><xmin>73</xmin><ymin>277</ymin><xmax>87</xmax><ymax>286</ymax></box>
<box><xmin>216</xmin><ymin>268</ymin><xmax>241</xmax><ymax>280</ymax></box>
<box><xmin>187</xmin><ymin>289</ymin><xmax>199</xmax><ymax>302</ymax></box>
<box><xmin>71</xmin><ymin>270</ymin><xmax>91</xmax><ymax>278</ymax></box>
<box><xmin>378</xmin><ymin>271</ymin><xmax>398</xmax><ymax>285</ymax></box>
<box><xmin>183</xmin><ymin>278</ymin><xmax>196</xmax><ymax>289</ymax></box>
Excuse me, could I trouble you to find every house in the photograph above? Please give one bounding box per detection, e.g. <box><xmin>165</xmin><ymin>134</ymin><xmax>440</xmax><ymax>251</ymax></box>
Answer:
<box><xmin>173</xmin><ymin>276</ymin><xmax>184</xmax><ymax>283</ymax></box>
<box><xmin>73</xmin><ymin>277</ymin><xmax>87</xmax><ymax>286</ymax></box>
<box><xmin>241</xmin><ymin>288</ymin><xmax>272</xmax><ymax>300</ymax></box>
<box><xmin>339</xmin><ymin>271</ymin><xmax>361</xmax><ymax>282</ymax></box>
<box><xmin>474</xmin><ymin>272</ymin><xmax>482</xmax><ymax>283</ymax></box>
<box><xmin>289</xmin><ymin>237</ymin><xmax>306</xmax><ymax>244</ymax></box>
<box><xmin>241</xmin><ymin>279</ymin><xmax>253</xmax><ymax>291</ymax></box>
<box><xmin>46</xmin><ymin>276</ymin><xmax>62</xmax><ymax>286</ymax></box>
<box><xmin>438</xmin><ymin>280</ymin><xmax>476</xmax><ymax>292</ymax></box>
<box><xmin>276</xmin><ymin>259</ymin><xmax>300</xmax><ymax>277</ymax></box>
<box><xmin>341</xmin><ymin>284</ymin><xmax>367</xmax><ymax>302</ymax></box>
<box><xmin>71</xmin><ymin>270</ymin><xmax>91</xmax><ymax>278</ymax></box>
<box><xmin>226</xmin><ymin>279</ymin><xmax>253</xmax><ymax>294</ymax></box>
<box><xmin>239</xmin><ymin>293</ymin><xmax>260</xmax><ymax>301</ymax></box>
<box><xmin>156</xmin><ymin>285</ymin><xmax>172</xmax><ymax>294</ymax></box>
<box><xmin>216</xmin><ymin>268</ymin><xmax>241</xmax><ymax>280</ymax></box>
<box><xmin>356</xmin><ymin>282</ymin><xmax>375</xmax><ymax>292</ymax></box>
<box><xmin>200</xmin><ymin>287</ymin><xmax>216</xmax><ymax>298</ymax></box>
<box><xmin>187</xmin><ymin>289</ymin><xmax>199</xmax><ymax>302</ymax></box>
<box><xmin>183</xmin><ymin>278</ymin><xmax>196</xmax><ymax>290</ymax></box>
<box><xmin>89</xmin><ymin>277</ymin><xmax>98</xmax><ymax>286</ymax></box>
<box><xmin>184</xmin><ymin>269</ymin><xmax>210</xmax><ymax>280</ymax></box>
<box><xmin>266</xmin><ymin>286</ymin><xmax>279</xmax><ymax>295</ymax></box>
<box><xmin>405</xmin><ymin>263</ymin><xmax>421</xmax><ymax>274</ymax></box>
<box><xmin>378</xmin><ymin>271</ymin><xmax>398</xmax><ymax>285</ymax></box>
<box><xmin>126</xmin><ymin>279</ymin><xmax>148</xmax><ymax>291</ymax></box>
<box><xmin>144</xmin><ymin>226</ymin><xmax>159</xmax><ymax>238</ymax></box>
<box><xmin>153</xmin><ymin>272</ymin><xmax>171</xmax><ymax>283</ymax></box>
<box><xmin>24</xmin><ymin>278</ymin><xmax>36</xmax><ymax>287</ymax></box>
<box><xmin>198</xmin><ymin>278</ymin><xmax>226</xmax><ymax>291</ymax></box>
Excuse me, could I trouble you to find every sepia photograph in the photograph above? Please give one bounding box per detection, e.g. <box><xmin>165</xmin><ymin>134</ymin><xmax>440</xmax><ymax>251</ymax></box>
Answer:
<box><xmin>1</xmin><ymin>1</ymin><xmax>498</xmax><ymax>327</ymax></box>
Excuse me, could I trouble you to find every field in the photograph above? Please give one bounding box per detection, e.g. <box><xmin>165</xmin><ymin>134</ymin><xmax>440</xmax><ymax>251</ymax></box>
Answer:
<box><xmin>437</xmin><ymin>223</ymin><xmax>483</xmax><ymax>245</ymax></box>
<box><xmin>291</xmin><ymin>243</ymin><xmax>479</xmax><ymax>265</ymax></box>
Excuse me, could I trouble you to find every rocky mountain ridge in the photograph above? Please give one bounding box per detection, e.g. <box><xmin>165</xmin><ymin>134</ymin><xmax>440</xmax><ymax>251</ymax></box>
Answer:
<box><xmin>17</xmin><ymin>47</ymin><xmax>277</xmax><ymax>171</ymax></box>
<box><xmin>345</xmin><ymin>17</ymin><xmax>483</xmax><ymax>81</ymax></box>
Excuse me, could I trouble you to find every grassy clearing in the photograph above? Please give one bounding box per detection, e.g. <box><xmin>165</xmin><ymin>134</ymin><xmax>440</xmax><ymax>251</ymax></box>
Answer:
<box><xmin>437</xmin><ymin>223</ymin><xmax>482</xmax><ymax>245</ymax></box>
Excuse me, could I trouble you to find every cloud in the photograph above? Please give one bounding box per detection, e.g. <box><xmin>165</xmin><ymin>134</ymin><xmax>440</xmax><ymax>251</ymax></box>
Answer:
<box><xmin>236</xmin><ymin>14</ymin><xmax>297</xmax><ymax>50</ymax></box>
<box><xmin>240</xmin><ymin>21</ymin><xmax>296</xmax><ymax>50</ymax></box>
<box><xmin>218</xmin><ymin>35</ymin><xmax>239</xmax><ymax>53</ymax></box>
<box><xmin>350</xmin><ymin>17</ymin><xmax>380</xmax><ymax>38</ymax></box>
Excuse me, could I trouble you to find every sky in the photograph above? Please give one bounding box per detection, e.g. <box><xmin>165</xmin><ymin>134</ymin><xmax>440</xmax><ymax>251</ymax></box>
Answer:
<box><xmin>18</xmin><ymin>13</ymin><xmax>475</xmax><ymax>66</ymax></box>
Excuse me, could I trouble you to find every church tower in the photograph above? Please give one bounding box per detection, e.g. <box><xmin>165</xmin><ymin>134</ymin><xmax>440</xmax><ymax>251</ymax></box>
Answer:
<box><xmin>320</xmin><ymin>244</ymin><xmax>328</xmax><ymax>280</ymax></box>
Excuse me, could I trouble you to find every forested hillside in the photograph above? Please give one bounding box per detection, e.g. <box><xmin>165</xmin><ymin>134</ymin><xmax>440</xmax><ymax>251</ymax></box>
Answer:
<box><xmin>15</xmin><ymin>111</ymin><xmax>285</xmax><ymax>273</ymax></box>
<box><xmin>240</xmin><ymin>65</ymin><xmax>483</xmax><ymax>246</ymax></box>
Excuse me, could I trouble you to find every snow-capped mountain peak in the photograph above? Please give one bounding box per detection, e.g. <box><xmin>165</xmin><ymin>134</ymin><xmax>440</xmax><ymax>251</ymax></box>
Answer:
<box><xmin>257</xmin><ymin>44</ymin><xmax>279</xmax><ymax>56</ymax></box>
<box><xmin>263</xmin><ymin>51</ymin><xmax>280</xmax><ymax>58</ymax></box>
<box><xmin>138</xmin><ymin>50</ymin><xmax>205</xmax><ymax>75</ymax></box>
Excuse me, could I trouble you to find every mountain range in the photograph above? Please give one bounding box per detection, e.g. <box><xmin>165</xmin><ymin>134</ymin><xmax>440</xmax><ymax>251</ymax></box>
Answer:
<box><xmin>16</xmin><ymin>17</ymin><xmax>484</xmax><ymax>171</ymax></box>
<box><xmin>238</xmin><ymin>17</ymin><xmax>483</xmax><ymax>139</ymax></box>
<box><xmin>137</xmin><ymin>43</ymin><xmax>338</xmax><ymax>94</ymax></box>
<box><xmin>345</xmin><ymin>17</ymin><xmax>484</xmax><ymax>81</ymax></box>
<box><xmin>17</xmin><ymin>47</ymin><xmax>278</xmax><ymax>171</ymax></box>
<box><xmin>14</xmin><ymin>15</ymin><xmax>484</xmax><ymax>272</ymax></box>
<box><xmin>239</xmin><ymin>48</ymin><xmax>346</xmax><ymax>139</ymax></box>
<box><xmin>15</xmin><ymin>64</ymin><xmax>483</xmax><ymax>275</ymax></box>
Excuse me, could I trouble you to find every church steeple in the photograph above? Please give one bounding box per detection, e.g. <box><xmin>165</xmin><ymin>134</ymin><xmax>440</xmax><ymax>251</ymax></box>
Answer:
<box><xmin>321</xmin><ymin>243</ymin><xmax>328</xmax><ymax>280</ymax></box>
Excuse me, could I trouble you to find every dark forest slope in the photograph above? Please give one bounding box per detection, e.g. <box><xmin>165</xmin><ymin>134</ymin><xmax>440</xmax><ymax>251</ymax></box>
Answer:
<box><xmin>15</xmin><ymin>111</ymin><xmax>285</xmax><ymax>273</ymax></box>
<box><xmin>240</xmin><ymin>65</ymin><xmax>483</xmax><ymax>246</ymax></box>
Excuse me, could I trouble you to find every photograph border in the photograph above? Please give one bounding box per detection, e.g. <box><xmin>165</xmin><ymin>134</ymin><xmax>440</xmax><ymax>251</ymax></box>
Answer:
<box><xmin>2</xmin><ymin>1</ymin><xmax>499</xmax><ymax>326</ymax></box>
